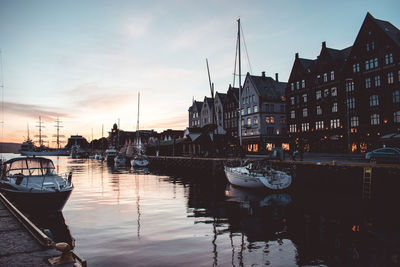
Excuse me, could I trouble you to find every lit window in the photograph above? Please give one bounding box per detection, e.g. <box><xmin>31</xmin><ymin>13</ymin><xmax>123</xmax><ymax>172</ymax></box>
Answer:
<box><xmin>388</xmin><ymin>72</ymin><xmax>394</xmax><ymax>84</ymax></box>
<box><xmin>374</xmin><ymin>75</ymin><xmax>381</xmax><ymax>87</ymax></box>
<box><xmin>290</xmin><ymin>97</ymin><xmax>295</xmax><ymax>105</ymax></box>
<box><xmin>271</xmin><ymin>116</ymin><xmax>275</xmax><ymax>124</ymax></box>
<box><xmin>365</xmin><ymin>78</ymin><xmax>371</xmax><ymax>88</ymax></box>
<box><xmin>330</xmin><ymin>119</ymin><xmax>340</xmax><ymax>129</ymax></box>
<box><xmin>316</xmin><ymin>90</ymin><xmax>322</xmax><ymax>100</ymax></box>
<box><xmin>315</xmin><ymin>121</ymin><xmax>324</xmax><ymax>130</ymax></box>
<box><xmin>331</xmin><ymin>87</ymin><xmax>337</xmax><ymax>96</ymax></box>
<box><xmin>290</xmin><ymin>110</ymin><xmax>295</xmax><ymax>119</ymax></box>
<box><xmin>323</xmin><ymin>73</ymin><xmax>327</xmax><ymax>82</ymax></box>
<box><xmin>332</xmin><ymin>102</ymin><xmax>338</xmax><ymax>113</ymax></box>
<box><xmin>247</xmin><ymin>107</ymin><xmax>251</xmax><ymax>114</ymax></box>
<box><xmin>369</xmin><ymin>95</ymin><xmax>379</xmax><ymax>107</ymax></box>
<box><xmin>289</xmin><ymin>124</ymin><xmax>297</xmax><ymax>133</ymax></box>
<box><xmin>254</xmin><ymin>117</ymin><xmax>258</xmax><ymax>125</ymax></box>
<box><xmin>254</xmin><ymin>105</ymin><xmax>258</xmax><ymax>113</ymax></box>
<box><xmin>301</xmin><ymin>123</ymin><xmax>309</xmax><ymax>132</ymax></box>
<box><xmin>371</xmin><ymin>114</ymin><xmax>380</xmax><ymax>125</ymax></box>
<box><xmin>330</xmin><ymin>71</ymin><xmax>335</xmax><ymax>81</ymax></box>
<box><xmin>351</xmin><ymin>116</ymin><xmax>359</xmax><ymax>127</ymax></box>
<box><xmin>302</xmin><ymin>80</ymin><xmax>305</xmax><ymax>88</ymax></box>
<box><xmin>316</xmin><ymin>105</ymin><xmax>322</xmax><ymax>115</ymax></box>
<box><xmin>394</xmin><ymin>111</ymin><xmax>400</xmax><ymax>123</ymax></box>
<box><xmin>247</xmin><ymin>118</ymin><xmax>251</xmax><ymax>125</ymax></box>
<box><xmin>393</xmin><ymin>90</ymin><xmax>400</xmax><ymax>103</ymax></box>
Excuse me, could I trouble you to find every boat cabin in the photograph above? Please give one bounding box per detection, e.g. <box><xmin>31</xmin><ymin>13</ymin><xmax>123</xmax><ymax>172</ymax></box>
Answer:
<box><xmin>2</xmin><ymin>157</ymin><xmax>57</xmax><ymax>177</ymax></box>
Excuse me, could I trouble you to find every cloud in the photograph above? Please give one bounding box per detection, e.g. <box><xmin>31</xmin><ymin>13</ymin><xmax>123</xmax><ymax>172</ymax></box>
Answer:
<box><xmin>125</xmin><ymin>15</ymin><xmax>154</xmax><ymax>39</ymax></box>
<box><xmin>3</xmin><ymin>101</ymin><xmax>71</xmax><ymax>121</ymax></box>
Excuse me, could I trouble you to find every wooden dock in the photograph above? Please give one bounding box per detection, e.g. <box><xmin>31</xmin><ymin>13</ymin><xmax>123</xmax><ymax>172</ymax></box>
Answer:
<box><xmin>0</xmin><ymin>193</ymin><xmax>86</xmax><ymax>267</ymax></box>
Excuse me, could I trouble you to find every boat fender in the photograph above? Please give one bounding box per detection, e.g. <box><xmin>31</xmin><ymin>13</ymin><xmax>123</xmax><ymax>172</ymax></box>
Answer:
<box><xmin>68</xmin><ymin>172</ymin><xmax>72</xmax><ymax>183</ymax></box>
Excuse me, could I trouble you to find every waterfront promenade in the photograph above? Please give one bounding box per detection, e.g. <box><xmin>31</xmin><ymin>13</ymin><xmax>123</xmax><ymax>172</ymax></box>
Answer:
<box><xmin>0</xmin><ymin>195</ymin><xmax>75</xmax><ymax>267</ymax></box>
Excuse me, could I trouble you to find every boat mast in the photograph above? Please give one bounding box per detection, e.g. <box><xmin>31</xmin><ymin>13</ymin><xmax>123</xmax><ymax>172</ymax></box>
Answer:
<box><xmin>101</xmin><ymin>124</ymin><xmax>104</xmax><ymax>152</ymax></box>
<box><xmin>238</xmin><ymin>18</ymin><xmax>242</xmax><ymax>148</ymax></box>
<box><xmin>53</xmin><ymin>116</ymin><xmax>64</xmax><ymax>149</ymax></box>
<box><xmin>136</xmin><ymin>92</ymin><xmax>140</xmax><ymax>146</ymax></box>
<box><xmin>36</xmin><ymin>116</ymin><xmax>46</xmax><ymax>147</ymax></box>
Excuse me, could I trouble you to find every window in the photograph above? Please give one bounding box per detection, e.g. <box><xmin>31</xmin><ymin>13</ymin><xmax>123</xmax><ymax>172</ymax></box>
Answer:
<box><xmin>291</xmin><ymin>83</ymin><xmax>294</xmax><ymax>91</ymax></box>
<box><xmin>346</xmin><ymin>81</ymin><xmax>354</xmax><ymax>92</ymax></box>
<box><xmin>393</xmin><ymin>90</ymin><xmax>400</xmax><ymax>103</ymax></box>
<box><xmin>302</xmin><ymin>80</ymin><xmax>305</xmax><ymax>88</ymax></box>
<box><xmin>330</xmin><ymin>71</ymin><xmax>335</xmax><ymax>81</ymax></box>
<box><xmin>323</xmin><ymin>73</ymin><xmax>327</xmax><ymax>82</ymax></box>
<box><xmin>276</xmin><ymin>129</ymin><xmax>280</xmax><ymax>135</ymax></box>
<box><xmin>371</xmin><ymin>41</ymin><xmax>375</xmax><ymax>50</ymax></box>
<box><xmin>371</xmin><ymin>114</ymin><xmax>380</xmax><ymax>125</ymax></box>
<box><xmin>254</xmin><ymin>105</ymin><xmax>258</xmax><ymax>113</ymax></box>
<box><xmin>385</xmin><ymin>53</ymin><xmax>393</xmax><ymax>65</ymax></box>
<box><xmin>280</xmin><ymin>105</ymin><xmax>285</xmax><ymax>113</ymax></box>
<box><xmin>394</xmin><ymin>111</ymin><xmax>400</xmax><ymax>123</ymax></box>
<box><xmin>324</xmin><ymin>88</ymin><xmax>329</xmax><ymax>97</ymax></box>
<box><xmin>351</xmin><ymin>116</ymin><xmax>359</xmax><ymax>127</ymax></box>
<box><xmin>316</xmin><ymin>90</ymin><xmax>322</xmax><ymax>100</ymax></box>
<box><xmin>296</xmin><ymin>81</ymin><xmax>300</xmax><ymax>90</ymax></box>
<box><xmin>270</xmin><ymin>116</ymin><xmax>275</xmax><ymax>124</ymax></box>
<box><xmin>280</xmin><ymin>116</ymin><xmax>285</xmax><ymax>124</ymax></box>
<box><xmin>270</xmin><ymin>104</ymin><xmax>274</xmax><ymax>112</ymax></box>
<box><xmin>365</xmin><ymin>60</ymin><xmax>370</xmax><ymax>70</ymax></box>
<box><xmin>375</xmin><ymin>75</ymin><xmax>381</xmax><ymax>87</ymax></box>
<box><xmin>290</xmin><ymin>97</ymin><xmax>295</xmax><ymax>105</ymax></box>
<box><xmin>370</xmin><ymin>95</ymin><xmax>379</xmax><ymax>107</ymax></box>
<box><xmin>347</xmin><ymin>97</ymin><xmax>355</xmax><ymax>109</ymax></box>
<box><xmin>316</xmin><ymin>105</ymin><xmax>322</xmax><ymax>115</ymax></box>
<box><xmin>301</xmin><ymin>123</ymin><xmax>309</xmax><ymax>132</ymax></box>
<box><xmin>247</xmin><ymin>117</ymin><xmax>251</xmax><ymax>125</ymax></box>
<box><xmin>353</xmin><ymin>63</ymin><xmax>360</xmax><ymax>73</ymax></box>
<box><xmin>267</xmin><ymin>127</ymin><xmax>274</xmax><ymax>136</ymax></box>
<box><xmin>330</xmin><ymin>119</ymin><xmax>340</xmax><ymax>129</ymax></box>
<box><xmin>254</xmin><ymin>117</ymin><xmax>258</xmax><ymax>125</ymax></box>
<box><xmin>247</xmin><ymin>107</ymin><xmax>251</xmax><ymax>114</ymax></box>
<box><xmin>332</xmin><ymin>102</ymin><xmax>338</xmax><ymax>113</ymax></box>
<box><xmin>302</xmin><ymin>94</ymin><xmax>308</xmax><ymax>103</ymax></box>
<box><xmin>289</xmin><ymin>124</ymin><xmax>297</xmax><ymax>133</ymax></box>
<box><xmin>303</xmin><ymin>108</ymin><xmax>308</xmax><ymax>117</ymax></box>
<box><xmin>365</xmin><ymin>77</ymin><xmax>371</xmax><ymax>88</ymax></box>
<box><xmin>374</xmin><ymin>58</ymin><xmax>379</xmax><ymax>68</ymax></box>
<box><xmin>331</xmin><ymin>87</ymin><xmax>337</xmax><ymax>96</ymax></box>
<box><xmin>316</xmin><ymin>121</ymin><xmax>324</xmax><ymax>130</ymax></box>
<box><xmin>290</xmin><ymin>110</ymin><xmax>295</xmax><ymax>119</ymax></box>
<box><xmin>388</xmin><ymin>72</ymin><xmax>394</xmax><ymax>84</ymax></box>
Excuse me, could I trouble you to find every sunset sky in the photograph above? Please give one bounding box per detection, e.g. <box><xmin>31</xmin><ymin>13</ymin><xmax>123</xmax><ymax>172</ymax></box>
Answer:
<box><xmin>0</xmin><ymin>0</ymin><xmax>399</xmax><ymax>145</ymax></box>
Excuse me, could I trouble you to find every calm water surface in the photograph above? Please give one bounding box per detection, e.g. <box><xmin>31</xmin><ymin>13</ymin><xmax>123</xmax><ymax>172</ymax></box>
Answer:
<box><xmin>4</xmin><ymin>154</ymin><xmax>400</xmax><ymax>266</ymax></box>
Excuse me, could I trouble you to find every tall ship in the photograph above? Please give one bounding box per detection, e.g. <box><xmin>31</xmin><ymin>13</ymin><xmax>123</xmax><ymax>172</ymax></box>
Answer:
<box><xmin>19</xmin><ymin>117</ymin><xmax>69</xmax><ymax>156</ymax></box>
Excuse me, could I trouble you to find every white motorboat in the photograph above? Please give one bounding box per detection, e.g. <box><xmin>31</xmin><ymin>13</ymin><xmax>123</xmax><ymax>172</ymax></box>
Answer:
<box><xmin>131</xmin><ymin>155</ymin><xmax>149</xmax><ymax>167</ymax></box>
<box><xmin>0</xmin><ymin>157</ymin><xmax>73</xmax><ymax>211</ymax></box>
<box><xmin>105</xmin><ymin>148</ymin><xmax>118</xmax><ymax>165</ymax></box>
<box><xmin>224</xmin><ymin>161</ymin><xmax>292</xmax><ymax>190</ymax></box>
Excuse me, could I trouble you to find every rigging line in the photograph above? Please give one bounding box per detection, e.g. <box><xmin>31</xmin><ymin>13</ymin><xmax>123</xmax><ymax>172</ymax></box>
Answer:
<box><xmin>233</xmin><ymin>35</ymin><xmax>238</xmax><ymax>87</ymax></box>
<box><xmin>240</xmin><ymin>24</ymin><xmax>253</xmax><ymax>74</ymax></box>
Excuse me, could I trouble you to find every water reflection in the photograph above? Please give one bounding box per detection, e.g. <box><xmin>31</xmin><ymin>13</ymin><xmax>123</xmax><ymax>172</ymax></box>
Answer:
<box><xmin>3</xmin><ymin>154</ymin><xmax>399</xmax><ymax>266</ymax></box>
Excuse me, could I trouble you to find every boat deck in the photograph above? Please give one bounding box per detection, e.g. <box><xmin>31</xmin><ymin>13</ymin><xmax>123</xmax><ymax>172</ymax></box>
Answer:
<box><xmin>0</xmin><ymin>194</ymin><xmax>75</xmax><ymax>267</ymax></box>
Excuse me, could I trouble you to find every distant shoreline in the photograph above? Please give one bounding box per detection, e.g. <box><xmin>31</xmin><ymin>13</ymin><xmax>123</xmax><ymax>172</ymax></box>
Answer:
<box><xmin>0</xmin><ymin>142</ymin><xmax>21</xmax><ymax>153</ymax></box>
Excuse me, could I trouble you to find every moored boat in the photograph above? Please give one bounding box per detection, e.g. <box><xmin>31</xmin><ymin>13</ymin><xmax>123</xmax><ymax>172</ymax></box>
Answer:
<box><xmin>131</xmin><ymin>154</ymin><xmax>149</xmax><ymax>167</ymax></box>
<box><xmin>224</xmin><ymin>161</ymin><xmax>292</xmax><ymax>190</ymax></box>
<box><xmin>0</xmin><ymin>157</ymin><xmax>73</xmax><ymax>211</ymax></box>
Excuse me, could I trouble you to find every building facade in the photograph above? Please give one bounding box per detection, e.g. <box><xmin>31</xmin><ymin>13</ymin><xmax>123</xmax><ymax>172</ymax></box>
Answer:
<box><xmin>200</xmin><ymin>97</ymin><xmax>215</xmax><ymax>127</ymax></box>
<box><xmin>241</xmin><ymin>72</ymin><xmax>287</xmax><ymax>153</ymax></box>
<box><xmin>188</xmin><ymin>100</ymin><xmax>203</xmax><ymax>128</ymax></box>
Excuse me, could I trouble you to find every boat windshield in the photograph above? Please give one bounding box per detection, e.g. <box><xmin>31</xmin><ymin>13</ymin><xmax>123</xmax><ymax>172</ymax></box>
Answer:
<box><xmin>4</xmin><ymin>158</ymin><xmax>56</xmax><ymax>176</ymax></box>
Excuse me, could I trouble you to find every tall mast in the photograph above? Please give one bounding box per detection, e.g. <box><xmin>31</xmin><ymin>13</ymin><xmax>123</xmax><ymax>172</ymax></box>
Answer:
<box><xmin>238</xmin><ymin>18</ymin><xmax>242</xmax><ymax>147</ymax></box>
<box><xmin>35</xmin><ymin>116</ymin><xmax>46</xmax><ymax>147</ymax></box>
<box><xmin>136</xmin><ymin>92</ymin><xmax>140</xmax><ymax>145</ymax></box>
<box><xmin>101</xmin><ymin>124</ymin><xmax>104</xmax><ymax>151</ymax></box>
<box><xmin>53</xmin><ymin>116</ymin><xmax>64</xmax><ymax>149</ymax></box>
<box><xmin>27</xmin><ymin>123</ymin><xmax>30</xmax><ymax>140</ymax></box>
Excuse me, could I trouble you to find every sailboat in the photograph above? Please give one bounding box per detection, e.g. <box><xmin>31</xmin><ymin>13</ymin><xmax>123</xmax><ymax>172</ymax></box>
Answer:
<box><xmin>131</xmin><ymin>92</ymin><xmax>149</xmax><ymax>168</ymax></box>
<box><xmin>223</xmin><ymin>19</ymin><xmax>292</xmax><ymax>190</ymax></box>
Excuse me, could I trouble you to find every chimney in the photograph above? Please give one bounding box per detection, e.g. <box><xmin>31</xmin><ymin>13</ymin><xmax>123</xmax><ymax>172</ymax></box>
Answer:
<box><xmin>322</xmin><ymin>41</ymin><xmax>326</xmax><ymax>48</ymax></box>
<box><xmin>262</xmin><ymin>71</ymin><xmax>266</xmax><ymax>77</ymax></box>
<box><xmin>295</xmin><ymin>53</ymin><xmax>299</xmax><ymax>59</ymax></box>
<box><xmin>275</xmin><ymin>73</ymin><xmax>279</xmax><ymax>82</ymax></box>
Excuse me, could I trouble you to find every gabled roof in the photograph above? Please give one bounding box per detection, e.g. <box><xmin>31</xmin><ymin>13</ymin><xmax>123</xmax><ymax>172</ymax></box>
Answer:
<box><xmin>215</xmin><ymin>92</ymin><xmax>227</xmax><ymax>103</ymax></box>
<box><xmin>204</xmin><ymin>97</ymin><xmax>214</xmax><ymax>107</ymax></box>
<box><xmin>298</xmin><ymin>58</ymin><xmax>316</xmax><ymax>72</ymax></box>
<box><xmin>189</xmin><ymin>100</ymin><xmax>203</xmax><ymax>112</ymax></box>
<box><xmin>246</xmin><ymin>73</ymin><xmax>287</xmax><ymax>101</ymax></box>
<box><xmin>372</xmin><ymin>14</ymin><xmax>400</xmax><ymax>47</ymax></box>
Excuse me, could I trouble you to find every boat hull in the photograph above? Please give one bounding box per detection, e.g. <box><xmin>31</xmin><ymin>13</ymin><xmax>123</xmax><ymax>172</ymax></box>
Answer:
<box><xmin>20</xmin><ymin>150</ymin><xmax>70</xmax><ymax>156</ymax></box>
<box><xmin>131</xmin><ymin>159</ymin><xmax>149</xmax><ymax>167</ymax></box>
<box><xmin>224</xmin><ymin>167</ymin><xmax>265</xmax><ymax>188</ymax></box>
<box><xmin>0</xmin><ymin>188</ymin><xmax>73</xmax><ymax>212</ymax></box>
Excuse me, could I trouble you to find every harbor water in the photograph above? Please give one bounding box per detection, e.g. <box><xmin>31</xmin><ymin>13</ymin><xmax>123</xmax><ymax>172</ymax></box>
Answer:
<box><xmin>3</xmin><ymin>154</ymin><xmax>400</xmax><ymax>266</ymax></box>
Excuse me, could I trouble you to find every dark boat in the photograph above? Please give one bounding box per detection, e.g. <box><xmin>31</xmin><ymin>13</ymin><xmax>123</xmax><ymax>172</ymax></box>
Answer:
<box><xmin>0</xmin><ymin>157</ymin><xmax>73</xmax><ymax>211</ymax></box>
